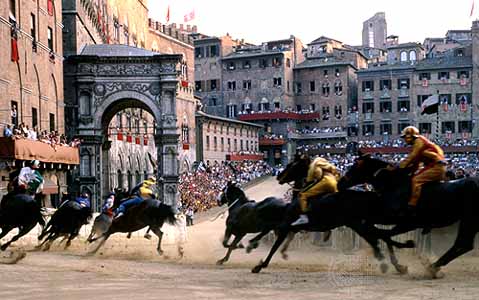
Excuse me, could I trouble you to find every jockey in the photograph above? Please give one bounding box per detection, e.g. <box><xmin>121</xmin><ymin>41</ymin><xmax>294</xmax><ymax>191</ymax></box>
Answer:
<box><xmin>101</xmin><ymin>193</ymin><xmax>115</xmax><ymax>216</ymax></box>
<box><xmin>114</xmin><ymin>177</ymin><xmax>157</xmax><ymax>219</ymax></box>
<box><xmin>75</xmin><ymin>192</ymin><xmax>91</xmax><ymax>208</ymax></box>
<box><xmin>17</xmin><ymin>160</ymin><xmax>44</xmax><ymax>195</ymax></box>
<box><xmin>399</xmin><ymin>126</ymin><xmax>446</xmax><ymax>211</ymax></box>
<box><xmin>292</xmin><ymin>157</ymin><xmax>340</xmax><ymax>226</ymax></box>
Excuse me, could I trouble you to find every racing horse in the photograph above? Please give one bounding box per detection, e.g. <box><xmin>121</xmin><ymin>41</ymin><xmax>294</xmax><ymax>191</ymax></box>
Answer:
<box><xmin>37</xmin><ymin>200</ymin><xmax>92</xmax><ymax>251</ymax></box>
<box><xmin>0</xmin><ymin>192</ymin><xmax>45</xmax><ymax>251</ymax></box>
<box><xmin>337</xmin><ymin>153</ymin><xmax>479</xmax><ymax>278</ymax></box>
<box><xmin>252</xmin><ymin>154</ymin><xmax>414</xmax><ymax>274</ymax></box>
<box><xmin>216</xmin><ymin>181</ymin><xmax>295</xmax><ymax>265</ymax></box>
<box><xmin>87</xmin><ymin>199</ymin><xmax>182</xmax><ymax>257</ymax></box>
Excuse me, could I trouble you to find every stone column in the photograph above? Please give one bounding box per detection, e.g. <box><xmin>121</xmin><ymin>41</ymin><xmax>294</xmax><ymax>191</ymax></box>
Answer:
<box><xmin>77</xmin><ymin>133</ymin><xmax>103</xmax><ymax>211</ymax></box>
<box><xmin>156</xmin><ymin>80</ymin><xmax>180</xmax><ymax>208</ymax></box>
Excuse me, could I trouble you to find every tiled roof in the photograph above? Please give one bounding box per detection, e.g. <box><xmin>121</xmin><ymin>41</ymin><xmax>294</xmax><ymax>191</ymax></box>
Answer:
<box><xmin>221</xmin><ymin>50</ymin><xmax>284</xmax><ymax>60</ymax></box>
<box><xmin>415</xmin><ymin>56</ymin><xmax>472</xmax><ymax>70</ymax></box>
<box><xmin>195</xmin><ymin>111</ymin><xmax>263</xmax><ymax>128</ymax></box>
<box><xmin>294</xmin><ymin>58</ymin><xmax>355</xmax><ymax>70</ymax></box>
<box><xmin>79</xmin><ymin>44</ymin><xmax>158</xmax><ymax>57</ymax></box>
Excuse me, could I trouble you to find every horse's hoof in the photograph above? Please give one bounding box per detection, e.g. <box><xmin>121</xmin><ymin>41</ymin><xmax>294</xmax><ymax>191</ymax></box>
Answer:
<box><xmin>157</xmin><ymin>250</ymin><xmax>164</xmax><ymax>256</ymax></box>
<box><xmin>0</xmin><ymin>245</ymin><xmax>8</xmax><ymax>251</ymax></box>
<box><xmin>144</xmin><ymin>234</ymin><xmax>152</xmax><ymax>240</ymax></box>
<box><xmin>281</xmin><ymin>252</ymin><xmax>289</xmax><ymax>260</ymax></box>
<box><xmin>237</xmin><ymin>243</ymin><xmax>245</xmax><ymax>249</ymax></box>
<box><xmin>216</xmin><ymin>259</ymin><xmax>225</xmax><ymax>265</ymax></box>
<box><xmin>380</xmin><ymin>263</ymin><xmax>389</xmax><ymax>274</ymax></box>
<box><xmin>246</xmin><ymin>246</ymin><xmax>253</xmax><ymax>253</ymax></box>
<box><xmin>405</xmin><ymin>240</ymin><xmax>416</xmax><ymax>248</ymax></box>
<box><xmin>251</xmin><ymin>265</ymin><xmax>262</xmax><ymax>273</ymax></box>
<box><xmin>396</xmin><ymin>265</ymin><xmax>408</xmax><ymax>275</ymax></box>
<box><xmin>425</xmin><ymin>264</ymin><xmax>442</xmax><ymax>279</ymax></box>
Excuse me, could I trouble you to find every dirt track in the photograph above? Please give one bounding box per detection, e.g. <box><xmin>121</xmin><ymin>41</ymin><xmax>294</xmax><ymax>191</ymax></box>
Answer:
<box><xmin>1</xmin><ymin>177</ymin><xmax>479</xmax><ymax>300</ymax></box>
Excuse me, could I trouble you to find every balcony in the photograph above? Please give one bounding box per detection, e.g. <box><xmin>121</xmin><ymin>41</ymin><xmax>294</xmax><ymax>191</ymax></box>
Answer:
<box><xmin>259</xmin><ymin>138</ymin><xmax>286</xmax><ymax>146</ymax></box>
<box><xmin>226</xmin><ymin>153</ymin><xmax>264</xmax><ymax>161</ymax></box>
<box><xmin>237</xmin><ymin>111</ymin><xmax>320</xmax><ymax>121</ymax></box>
<box><xmin>288</xmin><ymin>131</ymin><xmax>347</xmax><ymax>140</ymax></box>
<box><xmin>398</xmin><ymin>88</ymin><xmax>409</xmax><ymax>98</ymax></box>
<box><xmin>0</xmin><ymin>138</ymin><xmax>80</xmax><ymax>165</ymax></box>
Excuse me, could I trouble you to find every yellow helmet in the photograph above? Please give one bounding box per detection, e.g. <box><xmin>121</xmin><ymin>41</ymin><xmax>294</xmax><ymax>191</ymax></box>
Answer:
<box><xmin>400</xmin><ymin>126</ymin><xmax>420</xmax><ymax>138</ymax></box>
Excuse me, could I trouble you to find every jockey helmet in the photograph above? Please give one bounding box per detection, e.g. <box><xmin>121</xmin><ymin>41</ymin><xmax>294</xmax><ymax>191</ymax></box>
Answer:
<box><xmin>400</xmin><ymin>126</ymin><xmax>420</xmax><ymax>139</ymax></box>
<box><xmin>31</xmin><ymin>160</ymin><xmax>40</xmax><ymax>169</ymax></box>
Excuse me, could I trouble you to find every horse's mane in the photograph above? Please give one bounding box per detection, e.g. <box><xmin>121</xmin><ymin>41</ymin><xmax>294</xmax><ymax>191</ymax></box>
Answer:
<box><xmin>154</xmin><ymin>202</ymin><xmax>177</xmax><ymax>225</ymax></box>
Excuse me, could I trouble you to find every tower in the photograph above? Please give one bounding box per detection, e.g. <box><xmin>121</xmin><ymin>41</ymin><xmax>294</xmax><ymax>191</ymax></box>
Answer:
<box><xmin>362</xmin><ymin>12</ymin><xmax>387</xmax><ymax>49</ymax></box>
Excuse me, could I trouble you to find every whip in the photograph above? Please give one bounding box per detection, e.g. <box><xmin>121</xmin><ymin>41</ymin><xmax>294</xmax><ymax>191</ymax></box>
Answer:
<box><xmin>210</xmin><ymin>197</ymin><xmax>240</xmax><ymax>222</ymax></box>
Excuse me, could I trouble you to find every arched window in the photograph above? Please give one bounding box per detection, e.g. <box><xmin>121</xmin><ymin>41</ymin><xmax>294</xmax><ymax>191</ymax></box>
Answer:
<box><xmin>409</xmin><ymin>50</ymin><xmax>417</xmax><ymax>61</ymax></box>
<box><xmin>79</xmin><ymin>92</ymin><xmax>91</xmax><ymax>116</ymax></box>
<box><xmin>400</xmin><ymin>51</ymin><xmax>408</xmax><ymax>62</ymax></box>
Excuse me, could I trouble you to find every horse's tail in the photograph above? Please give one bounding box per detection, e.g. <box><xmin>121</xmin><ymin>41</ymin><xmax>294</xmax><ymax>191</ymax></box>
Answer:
<box><xmin>158</xmin><ymin>203</ymin><xmax>177</xmax><ymax>225</ymax></box>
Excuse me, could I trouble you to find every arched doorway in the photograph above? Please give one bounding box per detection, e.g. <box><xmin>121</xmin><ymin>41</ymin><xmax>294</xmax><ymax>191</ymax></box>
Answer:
<box><xmin>64</xmin><ymin>45</ymin><xmax>181</xmax><ymax>210</ymax></box>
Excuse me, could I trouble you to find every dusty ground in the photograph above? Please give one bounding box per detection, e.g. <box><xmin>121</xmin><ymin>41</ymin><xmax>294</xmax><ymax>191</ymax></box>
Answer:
<box><xmin>1</xmin><ymin>177</ymin><xmax>479</xmax><ymax>300</ymax></box>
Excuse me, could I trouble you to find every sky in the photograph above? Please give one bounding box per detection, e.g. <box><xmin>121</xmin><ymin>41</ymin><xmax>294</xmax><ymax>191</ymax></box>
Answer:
<box><xmin>148</xmin><ymin>0</ymin><xmax>478</xmax><ymax>46</ymax></box>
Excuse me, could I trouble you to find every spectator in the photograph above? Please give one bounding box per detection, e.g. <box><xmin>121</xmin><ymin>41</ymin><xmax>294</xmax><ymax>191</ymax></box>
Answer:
<box><xmin>3</xmin><ymin>124</ymin><xmax>12</xmax><ymax>137</ymax></box>
<box><xmin>11</xmin><ymin>105</ymin><xmax>17</xmax><ymax>127</ymax></box>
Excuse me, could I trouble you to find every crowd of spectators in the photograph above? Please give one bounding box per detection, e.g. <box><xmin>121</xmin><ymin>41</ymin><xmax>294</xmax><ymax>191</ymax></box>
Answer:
<box><xmin>177</xmin><ymin>160</ymin><xmax>272</xmax><ymax>214</ymax></box>
<box><xmin>2</xmin><ymin>123</ymin><xmax>80</xmax><ymax>148</ymax></box>
<box><xmin>238</xmin><ymin>107</ymin><xmax>318</xmax><ymax>115</ymax></box>
<box><xmin>295</xmin><ymin>127</ymin><xmax>345</xmax><ymax>135</ymax></box>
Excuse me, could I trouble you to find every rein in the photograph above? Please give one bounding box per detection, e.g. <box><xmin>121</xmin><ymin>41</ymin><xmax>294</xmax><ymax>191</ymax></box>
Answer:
<box><xmin>287</xmin><ymin>182</ymin><xmax>301</xmax><ymax>192</ymax></box>
<box><xmin>210</xmin><ymin>197</ymin><xmax>240</xmax><ymax>222</ymax></box>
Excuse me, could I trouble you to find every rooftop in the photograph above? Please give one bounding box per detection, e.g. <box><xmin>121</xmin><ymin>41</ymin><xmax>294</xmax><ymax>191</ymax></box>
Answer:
<box><xmin>196</xmin><ymin>111</ymin><xmax>263</xmax><ymax>128</ymax></box>
<box><xmin>221</xmin><ymin>49</ymin><xmax>284</xmax><ymax>60</ymax></box>
<box><xmin>308</xmin><ymin>36</ymin><xmax>343</xmax><ymax>45</ymax></box>
<box><xmin>415</xmin><ymin>55</ymin><xmax>472</xmax><ymax>70</ymax></box>
<box><xmin>79</xmin><ymin>44</ymin><xmax>158</xmax><ymax>57</ymax></box>
<box><xmin>387</xmin><ymin>42</ymin><xmax>424</xmax><ymax>50</ymax></box>
<box><xmin>294</xmin><ymin>58</ymin><xmax>356</xmax><ymax>70</ymax></box>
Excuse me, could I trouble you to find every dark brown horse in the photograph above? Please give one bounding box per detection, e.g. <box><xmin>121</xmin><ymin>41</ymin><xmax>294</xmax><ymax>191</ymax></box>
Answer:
<box><xmin>88</xmin><ymin>199</ymin><xmax>182</xmax><ymax>257</ymax></box>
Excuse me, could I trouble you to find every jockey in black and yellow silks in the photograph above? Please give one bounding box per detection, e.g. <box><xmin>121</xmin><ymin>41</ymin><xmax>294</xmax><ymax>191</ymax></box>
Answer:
<box><xmin>399</xmin><ymin>126</ymin><xmax>446</xmax><ymax>208</ymax></box>
<box><xmin>291</xmin><ymin>157</ymin><xmax>339</xmax><ymax>226</ymax></box>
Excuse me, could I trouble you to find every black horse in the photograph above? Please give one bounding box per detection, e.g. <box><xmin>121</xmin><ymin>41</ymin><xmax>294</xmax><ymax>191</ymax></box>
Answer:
<box><xmin>252</xmin><ymin>154</ymin><xmax>414</xmax><ymax>274</ymax></box>
<box><xmin>337</xmin><ymin>154</ymin><xmax>479</xmax><ymax>278</ymax></box>
<box><xmin>37</xmin><ymin>200</ymin><xmax>93</xmax><ymax>250</ymax></box>
<box><xmin>88</xmin><ymin>199</ymin><xmax>182</xmax><ymax>257</ymax></box>
<box><xmin>216</xmin><ymin>181</ymin><xmax>294</xmax><ymax>265</ymax></box>
<box><xmin>0</xmin><ymin>192</ymin><xmax>45</xmax><ymax>251</ymax></box>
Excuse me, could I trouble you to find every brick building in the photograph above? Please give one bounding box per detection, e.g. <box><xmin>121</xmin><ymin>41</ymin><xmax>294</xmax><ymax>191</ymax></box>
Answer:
<box><xmin>0</xmin><ymin>0</ymin><xmax>72</xmax><ymax>203</ymax></box>
<box><xmin>195</xmin><ymin>111</ymin><xmax>262</xmax><ymax>163</ymax></box>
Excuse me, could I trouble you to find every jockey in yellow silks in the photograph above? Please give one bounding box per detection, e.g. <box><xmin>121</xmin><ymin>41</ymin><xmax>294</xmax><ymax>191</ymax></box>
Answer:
<box><xmin>291</xmin><ymin>157</ymin><xmax>340</xmax><ymax>226</ymax></box>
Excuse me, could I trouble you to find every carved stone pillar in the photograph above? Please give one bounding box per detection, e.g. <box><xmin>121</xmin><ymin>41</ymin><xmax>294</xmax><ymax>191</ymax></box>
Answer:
<box><xmin>77</xmin><ymin>134</ymin><xmax>103</xmax><ymax>211</ymax></box>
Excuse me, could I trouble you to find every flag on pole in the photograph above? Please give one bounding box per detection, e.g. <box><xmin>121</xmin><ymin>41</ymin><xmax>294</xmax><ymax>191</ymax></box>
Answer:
<box><xmin>184</xmin><ymin>9</ymin><xmax>195</xmax><ymax>23</ymax></box>
<box><xmin>421</xmin><ymin>95</ymin><xmax>439</xmax><ymax>115</ymax></box>
<box><xmin>166</xmin><ymin>5</ymin><xmax>170</xmax><ymax>23</ymax></box>
<box><xmin>471</xmin><ymin>0</ymin><xmax>475</xmax><ymax>17</ymax></box>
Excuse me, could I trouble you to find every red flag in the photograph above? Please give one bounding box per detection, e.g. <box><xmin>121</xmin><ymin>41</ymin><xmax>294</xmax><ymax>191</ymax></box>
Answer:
<box><xmin>184</xmin><ymin>9</ymin><xmax>195</xmax><ymax>22</ymax></box>
<box><xmin>166</xmin><ymin>5</ymin><xmax>170</xmax><ymax>23</ymax></box>
<box><xmin>471</xmin><ymin>0</ymin><xmax>475</xmax><ymax>17</ymax></box>
<box><xmin>11</xmin><ymin>38</ymin><xmax>19</xmax><ymax>62</ymax></box>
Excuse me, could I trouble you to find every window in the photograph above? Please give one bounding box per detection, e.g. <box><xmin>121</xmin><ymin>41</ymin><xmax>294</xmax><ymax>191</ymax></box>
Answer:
<box><xmin>310</xmin><ymin>103</ymin><xmax>316</xmax><ymax>111</ymax></box>
<box><xmin>243</xmin><ymin>80</ymin><xmax>251</xmax><ymax>90</ymax></box>
<box><xmin>296</xmin><ymin>105</ymin><xmax>302</xmax><ymax>112</ymax></box>
<box><xmin>123</xmin><ymin>26</ymin><xmax>129</xmax><ymax>45</ymax></box>
<box><xmin>195</xmin><ymin>47</ymin><xmax>204</xmax><ymax>58</ymax></box>
<box><xmin>310</xmin><ymin>81</ymin><xmax>315</xmax><ymax>92</ymax></box>
<box><xmin>457</xmin><ymin>70</ymin><xmax>469</xmax><ymax>79</ymax></box>
<box><xmin>221</xmin><ymin>137</ymin><xmax>224</xmax><ymax>151</ymax></box>
<box><xmin>438</xmin><ymin>71</ymin><xmax>450</xmax><ymax>80</ymax></box>
<box><xmin>227</xmin><ymin>104</ymin><xmax>237</xmax><ymax>118</ymax></box>
<box><xmin>419</xmin><ymin>123</ymin><xmax>432</xmax><ymax>134</ymax></box>
<box><xmin>286</xmin><ymin>58</ymin><xmax>291</xmax><ymax>68</ymax></box>
<box><xmin>380</xmin><ymin>123</ymin><xmax>392</xmax><ymax>135</ymax></box>
<box><xmin>398</xmin><ymin>78</ymin><xmax>410</xmax><ymax>89</ymax></box>
<box><xmin>323</xmin><ymin>70</ymin><xmax>328</xmax><ymax>77</ymax></box>
<box><xmin>210</xmin><ymin>45</ymin><xmax>218</xmax><ymax>57</ymax></box>
<box><xmin>49</xmin><ymin>113</ymin><xmax>55</xmax><ymax>132</ymax></box>
<box><xmin>259</xmin><ymin>59</ymin><xmax>267</xmax><ymax>68</ymax></box>
<box><xmin>195</xmin><ymin>81</ymin><xmax>202</xmax><ymax>92</ymax></box>
<box><xmin>227</xmin><ymin>138</ymin><xmax>231</xmax><ymax>151</ymax></box>
<box><xmin>322</xmin><ymin>83</ymin><xmax>330</xmax><ymax>96</ymax></box>
<box><xmin>380</xmin><ymin>79</ymin><xmax>391</xmax><ymax>90</ymax></box>
<box><xmin>209</xmin><ymin>97</ymin><xmax>217</xmax><ymax>106</ymax></box>
<box><xmin>400</xmin><ymin>51</ymin><xmax>407</xmax><ymax>62</ymax></box>
<box><xmin>32</xmin><ymin>108</ymin><xmax>38</xmax><ymax>128</ymax></box>
<box><xmin>287</xmin><ymin>81</ymin><xmax>290</xmax><ymax>92</ymax></box>
<box><xmin>30</xmin><ymin>13</ymin><xmax>36</xmax><ymax>41</ymax></box>
<box><xmin>362</xmin><ymin>81</ymin><xmax>374</xmax><ymax>91</ymax></box>
<box><xmin>240</xmin><ymin>140</ymin><xmax>243</xmax><ymax>151</ymax></box>
<box><xmin>113</xmin><ymin>18</ymin><xmax>120</xmax><ymax>41</ymax></box>
<box><xmin>272</xmin><ymin>57</ymin><xmax>281</xmax><ymax>67</ymax></box>
<box><xmin>409</xmin><ymin>51</ymin><xmax>417</xmax><ymax>61</ymax></box>
<box><xmin>205</xmin><ymin>136</ymin><xmax>210</xmax><ymax>150</ymax></box>
<box><xmin>439</xmin><ymin>94</ymin><xmax>452</xmax><ymax>105</ymax></box>
<box><xmin>322</xmin><ymin>106</ymin><xmax>330</xmax><ymax>120</ymax></box>
<box><xmin>210</xmin><ymin>80</ymin><xmax>217</xmax><ymax>91</ymax></box>
<box><xmin>456</xmin><ymin>93</ymin><xmax>472</xmax><ymax>104</ymax></box>
<box><xmin>334</xmin><ymin>105</ymin><xmax>342</xmax><ymax>119</ymax></box>
<box><xmin>419</xmin><ymin>73</ymin><xmax>431</xmax><ymax>80</ymax></box>
<box><xmin>116</xmin><ymin>114</ymin><xmax>123</xmax><ymax>129</ymax></box>
<box><xmin>398</xmin><ymin>123</ymin><xmax>410</xmax><ymax>134</ymax></box>
<box><xmin>362</xmin><ymin>102</ymin><xmax>374</xmax><ymax>113</ymax></box>
<box><xmin>417</xmin><ymin>95</ymin><xmax>431</xmax><ymax>106</ymax></box>
<box><xmin>295</xmin><ymin>82</ymin><xmax>302</xmax><ymax>94</ymax></box>
<box><xmin>234</xmin><ymin>139</ymin><xmax>237</xmax><ymax>151</ymax></box>
<box><xmin>380</xmin><ymin>101</ymin><xmax>392</xmax><ymax>113</ymax></box>
<box><xmin>273</xmin><ymin>77</ymin><xmax>282</xmax><ymax>87</ymax></box>
<box><xmin>442</xmin><ymin>121</ymin><xmax>455</xmax><ymax>134</ymax></box>
<box><xmin>47</xmin><ymin>27</ymin><xmax>53</xmax><ymax>51</ymax></box>
<box><xmin>458</xmin><ymin>121</ymin><xmax>472</xmax><ymax>133</ymax></box>
<box><xmin>398</xmin><ymin>100</ymin><xmax>410</xmax><ymax>112</ymax></box>
<box><xmin>335</xmin><ymin>69</ymin><xmax>340</xmax><ymax>77</ymax></box>
<box><xmin>243</xmin><ymin>60</ymin><xmax>251</xmax><ymax>69</ymax></box>
<box><xmin>334</xmin><ymin>82</ymin><xmax>342</xmax><ymax>96</ymax></box>
<box><xmin>214</xmin><ymin>136</ymin><xmax>217</xmax><ymax>150</ymax></box>
<box><xmin>274</xmin><ymin>101</ymin><xmax>280</xmax><ymax>109</ymax></box>
<box><xmin>259</xmin><ymin>102</ymin><xmax>270</xmax><ymax>111</ymax></box>
<box><xmin>227</xmin><ymin>81</ymin><xmax>236</xmax><ymax>90</ymax></box>
<box><xmin>227</xmin><ymin>62</ymin><xmax>235</xmax><ymax>70</ymax></box>
<box><xmin>362</xmin><ymin>124</ymin><xmax>374</xmax><ymax>136</ymax></box>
